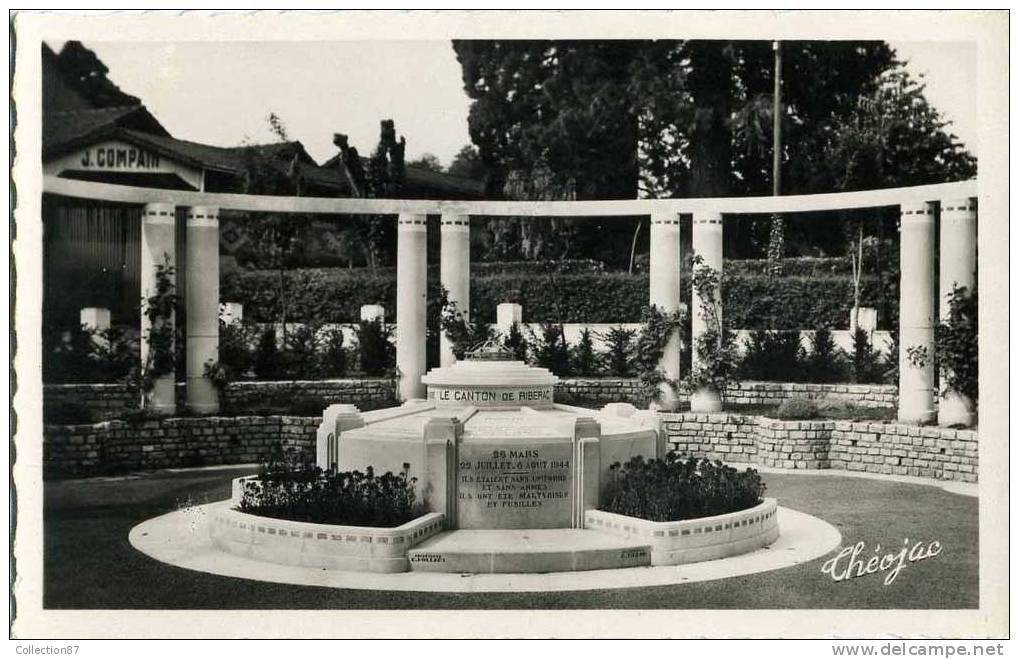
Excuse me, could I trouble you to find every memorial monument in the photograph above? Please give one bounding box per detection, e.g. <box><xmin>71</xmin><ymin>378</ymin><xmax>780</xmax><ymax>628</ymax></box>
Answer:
<box><xmin>317</xmin><ymin>340</ymin><xmax>663</xmax><ymax>532</ymax></box>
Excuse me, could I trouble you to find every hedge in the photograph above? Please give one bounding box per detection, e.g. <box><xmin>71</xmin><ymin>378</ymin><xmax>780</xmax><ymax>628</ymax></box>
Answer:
<box><xmin>222</xmin><ymin>266</ymin><xmax>898</xmax><ymax>330</ymax></box>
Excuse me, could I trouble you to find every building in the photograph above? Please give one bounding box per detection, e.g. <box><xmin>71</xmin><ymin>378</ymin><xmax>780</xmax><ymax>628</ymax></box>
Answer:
<box><xmin>41</xmin><ymin>41</ymin><xmax>486</xmax><ymax>329</ymax></box>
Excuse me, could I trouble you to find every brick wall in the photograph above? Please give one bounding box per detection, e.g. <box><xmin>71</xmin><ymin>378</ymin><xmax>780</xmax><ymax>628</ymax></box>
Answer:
<box><xmin>829</xmin><ymin>421</ymin><xmax>978</xmax><ymax>482</ymax></box>
<box><xmin>43</xmin><ymin>383</ymin><xmax>138</xmax><ymax>421</ymax></box>
<box><xmin>725</xmin><ymin>381</ymin><xmax>897</xmax><ymax>409</ymax></box>
<box><xmin>660</xmin><ymin>413</ymin><xmax>976</xmax><ymax>482</ymax></box>
<box><xmin>44</xmin><ymin>410</ymin><xmax>977</xmax><ymax>483</ymax></box>
<box><xmin>44</xmin><ymin>415</ymin><xmax>319</xmax><ymax>478</ymax></box>
<box><xmin>43</xmin><ymin>378</ymin><xmax>396</xmax><ymax>420</ymax></box>
<box><xmin>554</xmin><ymin>378</ymin><xmax>650</xmax><ymax>406</ymax></box>
<box><xmin>220</xmin><ymin>379</ymin><xmax>395</xmax><ymax>411</ymax></box>
<box><xmin>553</xmin><ymin>379</ymin><xmax>896</xmax><ymax>409</ymax></box>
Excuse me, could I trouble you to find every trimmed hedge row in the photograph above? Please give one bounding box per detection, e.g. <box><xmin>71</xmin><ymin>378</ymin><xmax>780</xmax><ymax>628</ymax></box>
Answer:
<box><xmin>223</xmin><ymin>267</ymin><xmax>897</xmax><ymax>329</ymax></box>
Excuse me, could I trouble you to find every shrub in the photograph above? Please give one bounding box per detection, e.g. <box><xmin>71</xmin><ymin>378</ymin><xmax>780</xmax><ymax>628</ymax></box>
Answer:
<box><xmin>602</xmin><ymin>453</ymin><xmax>766</xmax><ymax>522</ymax></box>
<box><xmin>529</xmin><ymin>323</ymin><xmax>572</xmax><ymax>376</ymax></box>
<box><xmin>43</xmin><ymin>400</ymin><xmax>94</xmax><ymax>425</ymax></box>
<box><xmin>356</xmin><ymin>318</ymin><xmax>396</xmax><ymax>376</ymax></box>
<box><xmin>218</xmin><ymin>320</ymin><xmax>257</xmax><ymax>377</ymax></box>
<box><xmin>738</xmin><ymin>330</ymin><xmax>806</xmax><ymax>381</ymax></box>
<box><xmin>774</xmin><ymin>397</ymin><xmax>819</xmax><ymax>419</ymax></box>
<box><xmin>253</xmin><ymin>326</ymin><xmax>284</xmax><ymax>379</ymax></box>
<box><xmin>239</xmin><ymin>444</ymin><xmax>424</xmax><ymax>527</ymax></box>
<box><xmin>850</xmin><ymin>327</ymin><xmax>885</xmax><ymax>384</ymax></box>
<box><xmin>43</xmin><ymin>324</ymin><xmax>138</xmax><ymax>384</ymax></box>
<box><xmin>601</xmin><ymin>326</ymin><xmax>636</xmax><ymax>377</ymax></box>
<box><xmin>571</xmin><ymin>328</ymin><xmax>600</xmax><ymax>376</ymax></box>
<box><xmin>319</xmin><ymin>327</ymin><xmax>348</xmax><ymax>378</ymax></box>
<box><xmin>224</xmin><ymin>265</ymin><xmax>899</xmax><ymax>330</ymax></box>
<box><xmin>284</xmin><ymin>323</ymin><xmax>321</xmax><ymax>379</ymax></box>
<box><xmin>805</xmin><ymin>326</ymin><xmax>846</xmax><ymax>383</ymax></box>
<box><xmin>502</xmin><ymin>321</ymin><xmax>529</xmax><ymax>361</ymax></box>
<box><xmin>935</xmin><ymin>285</ymin><xmax>978</xmax><ymax>402</ymax></box>
<box><xmin>439</xmin><ymin>293</ymin><xmax>494</xmax><ymax>360</ymax></box>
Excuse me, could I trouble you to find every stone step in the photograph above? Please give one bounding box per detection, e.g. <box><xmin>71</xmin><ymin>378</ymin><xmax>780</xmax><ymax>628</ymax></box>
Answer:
<box><xmin>407</xmin><ymin>528</ymin><xmax>652</xmax><ymax>574</ymax></box>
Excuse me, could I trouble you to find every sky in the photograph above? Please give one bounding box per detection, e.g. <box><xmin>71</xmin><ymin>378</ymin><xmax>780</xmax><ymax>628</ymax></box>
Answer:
<box><xmin>63</xmin><ymin>39</ymin><xmax>977</xmax><ymax>169</ymax></box>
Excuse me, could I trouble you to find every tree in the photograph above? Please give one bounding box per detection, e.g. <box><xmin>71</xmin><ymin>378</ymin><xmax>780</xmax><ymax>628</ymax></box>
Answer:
<box><xmin>407</xmin><ymin>153</ymin><xmax>443</xmax><ymax>172</ymax></box>
<box><xmin>812</xmin><ymin>67</ymin><xmax>977</xmax><ymax>192</ymax></box>
<box><xmin>333</xmin><ymin>120</ymin><xmax>408</xmax><ymax>270</ymax></box>
<box><xmin>241</xmin><ymin>113</ymin><xmax>306</xmax><ymax>344</ymax></box>
<box><xmin>454</xmin><ymin>40</ymin><xmax>976</xmax><ymax>261</ymax></box>
<box><xmin>454</xmin><ymin>40</ymin><xmax>657</xmax><ymax>266</ymax></box>
<box><xmin>446</xmin><ymin>144</ymin><xmax>488</xmax><ymax>180</ymax></box>
<box><xmin>55</xmin><ymin>41</ymin><xmax>141</xmax><ymax>107</ymax></box>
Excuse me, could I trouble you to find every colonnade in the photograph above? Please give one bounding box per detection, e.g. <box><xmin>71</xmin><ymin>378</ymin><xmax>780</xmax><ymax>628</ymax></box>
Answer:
<box><xmin>137</xmin><ymin>198</ymin><xmax>977</xmax><ymax>425</ymax></box>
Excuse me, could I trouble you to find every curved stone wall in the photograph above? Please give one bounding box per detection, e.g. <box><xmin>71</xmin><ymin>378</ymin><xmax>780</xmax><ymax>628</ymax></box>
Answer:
<box><xmin>585</xmin><ymin>498</ymin><xmax>780</xmax><ymax>565</ymax></box>
<box><xmin>208</xmin><ymin>502</ymin><xmax>446</xmax><ymax>573</ymax></box>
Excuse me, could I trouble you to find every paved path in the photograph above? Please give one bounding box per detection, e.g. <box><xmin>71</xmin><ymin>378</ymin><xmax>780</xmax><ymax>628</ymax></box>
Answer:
<box><xmin>43</xmin><ymin>465</ymin><xmax>978</xmax><ymax>609</ymax></box>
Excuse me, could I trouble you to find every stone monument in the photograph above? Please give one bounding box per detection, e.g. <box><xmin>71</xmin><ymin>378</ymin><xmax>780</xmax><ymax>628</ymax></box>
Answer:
<box><xmin>318</xmin><ymin>340</ymin><xmax>663</xmax><ymax>532</ymax></box>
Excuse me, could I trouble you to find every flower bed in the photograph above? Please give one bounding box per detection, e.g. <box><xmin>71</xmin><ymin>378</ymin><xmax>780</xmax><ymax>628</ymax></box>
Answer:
<box><xmin>210</xmin><ymin>491</ymin><xmax>445</xmax><ymax>573</ymax></box>
<box><xmin>235</xmin><ymin>446</ymin><xmax>426</xmax><ymax>528</ymax></box>
<box><xmin>601</xmin><ymin>454</ymin><xmax>767</xmax><ymax>522</ymax></box>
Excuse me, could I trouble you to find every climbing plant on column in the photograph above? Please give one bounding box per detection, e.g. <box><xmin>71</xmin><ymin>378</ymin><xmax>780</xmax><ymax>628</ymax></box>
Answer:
<box><xmin>129</xmin><ymin>256</ymin><xmax>177</xmax><ymax>407</ymax></box>
<box><xmin>682</xmin><ymin>255</ymin><xmax>740</xmax><ymax>401</ymax></box>
<box><xmin>632</xmin><ymin>304</ymin><xmax>686</xmax><ymax>404</ymax></box>
<box><xmin>935</xmin><ymin>285</ymin><xmax>978</xmax><ymax>403</ymax></box>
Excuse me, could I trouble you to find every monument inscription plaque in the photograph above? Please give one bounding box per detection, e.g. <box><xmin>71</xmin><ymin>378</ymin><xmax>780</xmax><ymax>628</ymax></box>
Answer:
<box><xmin>456</xmin><ymin>441</ymin><xmax>573</xmax><ymax>529</ymax></box>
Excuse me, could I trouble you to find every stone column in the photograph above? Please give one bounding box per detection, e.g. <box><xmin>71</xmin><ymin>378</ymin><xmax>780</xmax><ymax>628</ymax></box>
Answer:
<box><xmin>898</xmin><ymin>202</ymin><xmax>936</xmax><ymax>424</ymax></box>
<box><xmin>649</xmin><ymin>211</ymin><xmax>682</xmax><ymax>410</ymax></box>
<box><xmin>440</xmin><ymin>214</ymin><xmax>471</xmax><ymax>367</ymax></box>
<box><xmin>690</xmin><ymin>211</ymin><xmax>724</xmax><ymax>412</ymax></box>
<box><xmin>185</xmin><ymin>206</ymin><xmax>220</xmax><ymax>413</ymax></box>
<box><xmin>937</xmin><ymin>198</ymin><xmax>978</xmax><ymax>426</ymax></box>
<box><xmin>396</xmin><ymin>213</ymin><xmax>428</xmax><ymax>400</ymax></box>
<box><xmin>140</xmin><ymin>202</ymin><xmax>176</xmax><ymax>414</ymax></box>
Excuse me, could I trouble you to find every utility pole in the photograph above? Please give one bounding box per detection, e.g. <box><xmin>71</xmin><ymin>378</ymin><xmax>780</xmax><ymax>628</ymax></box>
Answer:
<box><xmin>767</xmin><ymin>39</ymin><xmax>785</xmax><ymax>278</ymax></box>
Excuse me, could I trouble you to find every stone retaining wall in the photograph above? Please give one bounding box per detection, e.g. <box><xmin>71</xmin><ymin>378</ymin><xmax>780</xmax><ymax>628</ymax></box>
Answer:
<box><xmin>829</xmin><ymin>421</ymin><xmax>978</xmax><ymax>482</ymax></box>
<box><xmin>43</xmin><ymin>379</ymin><xmax>397</xmax><ymax>420</ymax></box>
<box><xmin>555</xmin><ymin>378</ymin><xmax>650</xmax><ymax>406</ymax></box>
<box><xmin>44</xmin><ymin>415</ymin><xmax>319</xmax><ymax>478</ymax></box>
<box><xmin>43</xmin><ymin>378</ymin><xmax>897</xmax><ymax>421</ymax></box>
<box><xmin>44</xmin><ymin>409</ymin><xmax>977</xmax><ymax>482</ymax></box>
<box><xmin>553</xmin><ymin>379</ymin><xmax>896</xmax><ymax>409</ymax></box>
<box><xmin>221</xmin><ymin>379</ymin><xmax>396</xmax><ymax>411</ymax></box>
<box><xmin>725</xmin><ymin>381</ymin><xmax>897</xmax><ymax>409</ymax></box>
<box><xmin>660</xmin><ymin>413</ymin><xmax>977</xmax><ymax>482</ymax></box>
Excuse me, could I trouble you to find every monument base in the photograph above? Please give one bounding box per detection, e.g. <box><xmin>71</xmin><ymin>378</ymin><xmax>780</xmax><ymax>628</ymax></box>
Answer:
<box><xmin>407</xmin><ymin>528</ymin><xmax>652</xmax><ymax>573</ymax></box>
